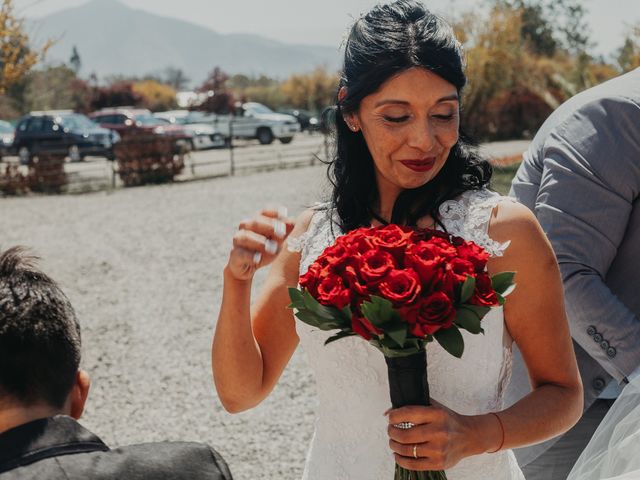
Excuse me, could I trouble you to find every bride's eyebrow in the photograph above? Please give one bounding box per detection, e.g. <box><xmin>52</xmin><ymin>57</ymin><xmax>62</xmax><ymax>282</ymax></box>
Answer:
<box><xmin>374</xmin><ymin>94</ymin><xmax>459</xmax><ymax>108</ymax></box>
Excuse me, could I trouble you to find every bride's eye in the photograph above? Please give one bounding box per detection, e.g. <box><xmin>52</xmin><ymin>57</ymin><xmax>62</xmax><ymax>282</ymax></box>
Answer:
<box><xmin>383</xmin><ymin>115</ymin><xmax>410</xmax><ymax>123</ymax></box>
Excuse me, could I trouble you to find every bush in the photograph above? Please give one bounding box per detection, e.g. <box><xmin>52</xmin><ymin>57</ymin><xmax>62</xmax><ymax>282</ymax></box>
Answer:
<box><xmin>113</xmin><ymin>133</ymin><xmax>186</xmax><ymax>187</ymax></box>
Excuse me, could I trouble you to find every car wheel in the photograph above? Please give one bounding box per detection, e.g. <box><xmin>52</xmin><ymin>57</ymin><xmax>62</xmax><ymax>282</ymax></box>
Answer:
<box><xmin>69</xmin><ymin>145</ymin><xmax>82</xmax><ymax>162</ymax></box>
<box><xmin>18</xmin><ymin>146</ymin><xmax>31</xmax><ymax>165</ymax></box>
<box><xmin>257</xmin><ymin>128</ymin><xmax>274</xmax><ymax>145</ymax></box>
<box><xmin>279</xmin><ymin>137</ymin><xmax>293</xmax><ymax>144</ymax></box>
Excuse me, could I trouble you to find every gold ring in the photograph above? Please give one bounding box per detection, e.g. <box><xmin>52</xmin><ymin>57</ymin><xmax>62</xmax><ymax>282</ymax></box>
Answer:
<box><xmin>413</xmin><ymin>444</ymin><xmax>418</xmax><ymax>459</ymax></box>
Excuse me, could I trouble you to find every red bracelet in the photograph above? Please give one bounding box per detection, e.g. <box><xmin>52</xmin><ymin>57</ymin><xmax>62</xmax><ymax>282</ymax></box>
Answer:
<box><xmin>487</xmin><ymin>412</ymin><xmax>505</xmax><ymax>453</ymax></box>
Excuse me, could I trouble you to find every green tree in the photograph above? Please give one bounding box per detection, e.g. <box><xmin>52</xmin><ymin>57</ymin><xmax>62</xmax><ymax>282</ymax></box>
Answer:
<box><xmin>617</xmin><ymin>24</ymin><xmax>640</xmax><ymax>72</ymax></box>
<box><xmin>22</xmin><ymin>65</ymin><xmax>78</xmax><ymax>112</ymax></box>
<box><xmin>69</xmin><ymin>45</ymin><xmax>81</xmax><ymax>74</ymax></box>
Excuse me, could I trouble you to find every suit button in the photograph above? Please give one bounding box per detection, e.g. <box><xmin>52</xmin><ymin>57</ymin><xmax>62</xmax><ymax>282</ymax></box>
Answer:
<box><xmin>593</xmin><ymin>377</ymin><xmax>606</xmax><ymax>391</ymax></box>
<box><xmin>600</xmin><ymin>340</ymin><xmax>609</xmax><ymax>350</ymax></box>
<box><xmin>593</xmin><ymin>333</ymin><xmax>603</xmax><ymax>343</ymax></box>
<box><xmin>587</xmin><ymin>326</ymin><xmax>597</xmax><ymax>336</ymax></box>
<box><xmin>607</xmin><ymin>347</ymin><xmax>617</xmax><ymax>358</ymax></box>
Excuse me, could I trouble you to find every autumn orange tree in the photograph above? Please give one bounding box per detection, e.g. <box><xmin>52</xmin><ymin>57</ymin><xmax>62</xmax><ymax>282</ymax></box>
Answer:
<box><xmin>0</xmin><ymin>0</ymin><xmax>52</xmax><ymax>94</ymax></box>
<box><xmin>281</xmin><ymin>66</ymin><xmax>339</xmax><ymax>113</ymax></box>
<box><xmin>454</xmin><ymin>0</ymin><xmax>620</xmax><ymax>140</ymax></box>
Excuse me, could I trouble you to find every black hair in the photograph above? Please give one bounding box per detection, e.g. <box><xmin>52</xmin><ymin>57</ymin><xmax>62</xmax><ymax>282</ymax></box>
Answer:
<box><xmin>329</xmin><ymin>0</ymin><xmax>491</xmax><ymax>232</ymax></box>
<box><xmin>0</xmin><ymin>247</ymin><xmax>81</xmax><ymax>409</ymax></box>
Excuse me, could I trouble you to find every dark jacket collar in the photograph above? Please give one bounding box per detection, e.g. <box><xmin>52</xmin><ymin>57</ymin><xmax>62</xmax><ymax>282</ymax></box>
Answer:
<box><xmin>0</xmin><ymin>415</ymin><xmax>109</xmax><ymax>474</ymax></box>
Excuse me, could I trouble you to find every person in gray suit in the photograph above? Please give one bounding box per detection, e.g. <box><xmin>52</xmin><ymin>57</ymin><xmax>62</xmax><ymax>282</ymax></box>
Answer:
<box><xmin>508</xmin><ymin>67</ymin><xmax>640</xmax><ymax>479</ymax></box>
<box><xmin>0</xmin><ymin>246</ymin><xmax>233</xmax><ymax>479</ymax></box>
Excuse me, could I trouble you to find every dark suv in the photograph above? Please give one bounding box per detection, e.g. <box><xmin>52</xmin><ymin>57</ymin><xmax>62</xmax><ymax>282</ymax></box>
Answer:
<box><xmin>13</xmin><ymin>111</ymin><xmax>120</xmax><ymax>164</ymax></box>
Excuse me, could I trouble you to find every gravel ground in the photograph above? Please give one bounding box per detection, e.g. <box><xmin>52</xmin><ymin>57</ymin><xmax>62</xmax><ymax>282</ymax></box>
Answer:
<box><xmin>0</xmin><ymin>139</ymin><xmax>528</xmax><ymax>479</ymax></box>
<box><xmin>0</xmin><ymin>164</ymin><xmax>331</xmax><ymax>480</ymax></box>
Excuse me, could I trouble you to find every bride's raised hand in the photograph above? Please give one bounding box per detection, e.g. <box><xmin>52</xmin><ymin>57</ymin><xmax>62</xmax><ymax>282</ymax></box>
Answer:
<box><xmin>227</xmin><ymin>207</ymin><xmax>295</xmax><ymax>281</ymax></box>
<box><xmin>387</xmin><ymin>403</ymin><xmax>498</xmax><ymax>471</ymax></box>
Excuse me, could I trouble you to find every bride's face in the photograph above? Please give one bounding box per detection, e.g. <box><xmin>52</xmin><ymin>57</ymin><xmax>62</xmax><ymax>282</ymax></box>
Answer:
<box><xmin>348</xmin><ymin>67</ymin><xmax>460</xmax><ymax>196</ymax></box>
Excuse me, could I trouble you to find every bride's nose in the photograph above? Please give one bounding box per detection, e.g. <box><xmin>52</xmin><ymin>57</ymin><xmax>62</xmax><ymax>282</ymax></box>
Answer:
<box><xmin>406</xmin><ymin>118</ymin><xmax>436</xmax><ymax>152</ymax></box>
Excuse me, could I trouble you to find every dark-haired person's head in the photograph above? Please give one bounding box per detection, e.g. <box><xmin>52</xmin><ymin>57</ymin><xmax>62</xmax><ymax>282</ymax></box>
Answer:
<box><xmin>332</xmin><ymin>0</ymin><xmax>491</xmax><ymax>231</ymax></box>
<box><xmin>0</xmin><ymin>247</ymin><xmax>89</xmax><ymax>433</ymax></box>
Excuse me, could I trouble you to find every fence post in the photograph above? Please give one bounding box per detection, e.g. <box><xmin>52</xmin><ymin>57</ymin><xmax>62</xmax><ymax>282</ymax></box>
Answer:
<box><xmin>229</xmin><ymin>119</ymin><xmax>235</xmax><ymax>176</ymax></box>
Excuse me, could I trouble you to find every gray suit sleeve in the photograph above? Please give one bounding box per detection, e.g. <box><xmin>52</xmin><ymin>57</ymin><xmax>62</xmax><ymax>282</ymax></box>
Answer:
<box><xmin>532</xmin><ymin>96</ymin><xmax>640</xmax><ymax>383</ymax></box>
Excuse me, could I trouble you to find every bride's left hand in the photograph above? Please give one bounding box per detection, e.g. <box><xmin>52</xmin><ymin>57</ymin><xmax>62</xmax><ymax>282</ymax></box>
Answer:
<box><xmin>387</xmin><ymin>403</ymin><xmax>484</xmax><ymax>471</ymax></box>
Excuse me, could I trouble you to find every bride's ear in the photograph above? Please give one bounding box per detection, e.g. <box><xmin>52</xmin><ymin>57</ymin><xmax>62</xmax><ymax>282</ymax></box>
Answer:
<box><xmin>338</xmin><ymin>87</ymin><xmax>360</xmax><ymax>132</ymax></box>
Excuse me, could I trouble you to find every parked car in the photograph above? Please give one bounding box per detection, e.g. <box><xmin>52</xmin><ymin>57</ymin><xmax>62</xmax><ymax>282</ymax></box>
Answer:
<box><xmin>12</xmin><ymin>111</ymin><xmax>119</xmax><ymax>164</ymax></box>
<box><xmin>0</xmin><ymin>120</ymin><xmax>14</xmax><ymax>157</ymax></box>
<box><xmin>154</xmin><ymin>110</ymin><xmax>226</xmax><ymax>149</ymax></box>
<box><xmin>277</xmin><ymin>108</ymin><xmax>319</xmax><ymax>132</ymax></box>
<box><xmin>200</xmin><ymin>103</ymin><xmax>300</xmax><ymax>145</ymax></box>
<box><xmin>89</xmin><ymin>108</ymin><xmax>186</xmax><ymax>138</ymax></box>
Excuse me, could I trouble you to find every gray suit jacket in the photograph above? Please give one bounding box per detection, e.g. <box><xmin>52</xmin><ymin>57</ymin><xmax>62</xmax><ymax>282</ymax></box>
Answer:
<box><xmin>507</xmin><ymin>68</ymin><xmax>640</xmax><ymax>465</ymax></box>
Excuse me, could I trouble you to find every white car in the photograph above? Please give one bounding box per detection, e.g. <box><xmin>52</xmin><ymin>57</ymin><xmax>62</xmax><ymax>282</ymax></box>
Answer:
<box><xmin>154</xmin><ymin>111</ymin><xmax>226</xmax><ymax>150</ymax></box>
<box><xmin>231</xmin><ymin>102</ymin><xmax>301</xmax><ymax>145</ymax></box>
<box><xmin>0</xmin><ymin>120</ymin><xmax>14</xmax><ymax>157</ymax></box>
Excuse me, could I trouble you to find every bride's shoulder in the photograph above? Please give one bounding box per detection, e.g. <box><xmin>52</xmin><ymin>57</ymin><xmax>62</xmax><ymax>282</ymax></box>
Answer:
<box><xmin>486</xmin><ymin>195</ymin><xmax>550</xmax><ymax>259</ymax></box>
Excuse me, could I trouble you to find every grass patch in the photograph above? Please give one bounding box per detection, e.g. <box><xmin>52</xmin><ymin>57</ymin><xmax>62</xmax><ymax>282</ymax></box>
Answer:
<box><xmin>491</xmin><ymin>161</ymin><xmax>521</xmax><ymax>196</ymax></box>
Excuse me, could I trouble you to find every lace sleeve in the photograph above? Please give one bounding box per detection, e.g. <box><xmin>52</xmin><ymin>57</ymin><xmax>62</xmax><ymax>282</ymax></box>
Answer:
<box><xmin>439</xmin><ymin>189</ymin><xmax>516</xmax><ymax>257</ymax></box>
<box><xmin>286</xmin><ymin>203</ymin><xmax>329</xmax><ymax>254</ymax></box>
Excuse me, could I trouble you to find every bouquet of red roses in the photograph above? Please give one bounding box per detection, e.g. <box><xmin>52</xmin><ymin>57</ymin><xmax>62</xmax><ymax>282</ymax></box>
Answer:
<box><xmin>288</xmin><ymin>224</ymin><xmax>515</xmax><ymax>480</ymax></box>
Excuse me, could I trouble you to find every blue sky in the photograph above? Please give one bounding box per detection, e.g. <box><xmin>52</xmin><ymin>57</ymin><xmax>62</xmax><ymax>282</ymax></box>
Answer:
<box><xmin>14</xmin><ymin>0</ymin><xmax>640</xmax><ymax>58</ymax></box>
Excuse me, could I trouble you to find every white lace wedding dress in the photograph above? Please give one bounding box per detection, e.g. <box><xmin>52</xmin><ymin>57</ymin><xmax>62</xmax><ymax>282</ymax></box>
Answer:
<box><xmin>288</xmin><ymin>189</ymin><xmax>526</xmax><ymax>480</ymax></box>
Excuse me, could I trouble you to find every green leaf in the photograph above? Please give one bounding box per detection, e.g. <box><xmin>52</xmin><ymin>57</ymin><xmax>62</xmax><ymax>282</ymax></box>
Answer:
<box><xmin>455</xmin><ymin>308</ymin><xmax>483</xmax><ymax>334</ymax></box>
<box><xmin>496</xmin><ymin>292</ymin><xmax>506</xmax><ymax>306</ymax></box>
<box><xmin>293</xmin><ymin>310</ymin><xmax>323</xmax><ymax>328</ymax></box>
<box><xmin>287</xmin><ymin>287</ymin><xmax>306</xmax><ymax>310</ymax></box>
<box><xmin>301</xmin><ymin>290</ymin><xmax>340</xmax><ymax>320</ymax></box>
<box><xmin>361</xmin><ymin>295</ymin><xmax>397</xmax><ymax>327</ymax></box>
<box><xmin>491</xmin><ymin>272</ymin><xmax>516</xmax><ymax>295</ymax></box>
<box><xmin>434</xmin><ymin>326</ymin><xmax>464</xmax><ymax>358</ymax></box>
<box><xmin>324</xmin><ymin>330</ymin><xmax>356</xmax><ymax>345</ymax></box>
<box><xmin>460</xmin><ymin>275</ymin><xmax>476</xmax><ymax>303</ymax></box>
<box><xmin>463</xmin><ymin>304</ymin><xmax>491</xmax><ymax>320</ymax></box>
<box><xmin>386</xmin><ymin>322</ymin><xmax>408</xmax><ymax>348</ymax></box>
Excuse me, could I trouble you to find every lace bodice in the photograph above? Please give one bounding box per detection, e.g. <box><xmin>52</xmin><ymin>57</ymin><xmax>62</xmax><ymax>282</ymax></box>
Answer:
<box><xmin>288</xmin><ymin>189</ymin><xmax>525</xmax><ymax>480</ymax></box>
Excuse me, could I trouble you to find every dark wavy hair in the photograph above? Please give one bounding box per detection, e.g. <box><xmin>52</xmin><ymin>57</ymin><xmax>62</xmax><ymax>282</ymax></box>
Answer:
<box><xmin>328</xmin><ymin>0</ymin><xmax>491</xmax><ymax>232</ymax></box>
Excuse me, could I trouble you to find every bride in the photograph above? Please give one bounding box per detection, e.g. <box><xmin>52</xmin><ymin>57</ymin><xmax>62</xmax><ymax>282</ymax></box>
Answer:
<box><xmin>212</xmin><ymin>1</ymin><xmax>583</xmax><ymax>478</ymax></box>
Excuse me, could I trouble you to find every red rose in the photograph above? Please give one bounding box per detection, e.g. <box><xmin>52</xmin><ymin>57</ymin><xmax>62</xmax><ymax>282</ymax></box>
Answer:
<box><xmin>377</xmin><ymin>269</ymin><xmax>421</xmax><ymax>306</ymax></box>
<box><xmin>457</xmin><ymin>241</ymin><xmax>490</xmax><ymax>273</ymax></box>
<box><xmin>316</xmin><ymin>274</ymin><xmax>352</xmax><ymax>308</ymax></box>
<box><xmin>320</xmin><ymin>243</ymin><xmax>350</xmax><ymax>266</ymax></box>
<box><xmin>450</xmin><ymin>257</ymin><xmax>475</xmax><ymax>282</ymax></box>
<box><xmin>339</xmin><ymin>229</ymin><xmax>375</xmax><ymax>256</ymax></box>
<box><xmin>401</xmin><ymin>291</ymin><xmax>456</xmax><ymax>337</ymax></box>
<box><xmin>470</xmin><ymin>273</ymin><xmax>499</xmax><ymax>307</ymax></box>
<box><xmin>352</xmin><ymin>313</ymin><xmax>381</xmax><ymax>340</ymax></box>
<box><xmin>370</xmin><ymin>225</ymin><xmax>416</xmax><ymax>257</ymax></box>
<box><xmin>360</xmin><ymin>250</ymin><xmax>397</xmax><ymax>283</ymax></box>
<box><xmin>405</xmin><ymin>241</ymin><xmax>446</xmax><ymax>285</ymax></box>
<box><xmin>299</xmin><ymin>262</ymin><xmax>327</xmax><ymax>297</ymax></box>
<box><xmin>427</xmin><ymin>236</ymin><xmax>458</xmax><ymax>260</ymax></box>
<box><xmin>343</xmin><ymin>264</ymin><xmax>370</xmax><ymax>296</ymax></box>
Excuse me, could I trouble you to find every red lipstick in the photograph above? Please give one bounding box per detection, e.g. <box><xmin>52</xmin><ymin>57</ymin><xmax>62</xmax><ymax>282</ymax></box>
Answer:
<box><xmin>400</xmin><ymin>158</ymin><xmax>436</xmax><ymax>172</ymax></box>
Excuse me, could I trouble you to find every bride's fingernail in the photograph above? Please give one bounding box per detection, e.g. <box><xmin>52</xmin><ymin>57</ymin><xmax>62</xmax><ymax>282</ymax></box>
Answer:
<box><xmin>252</xmin><ymin>252</ymin><xmax>262</xmax><ymax>264</ymax></box>
<box><xmin>273</xmin><ymin>220</ymin><xmax>286</xmax><ymax>239</ymax></box>
<box><xmin>265</xmin><ymin>239</ymin><xmax>278</xmax><ymax>254</ymax></box>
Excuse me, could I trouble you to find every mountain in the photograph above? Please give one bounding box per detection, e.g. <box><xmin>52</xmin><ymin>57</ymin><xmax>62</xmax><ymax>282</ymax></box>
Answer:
<box><xmin>30</xmin><ymin>0</ymin><xmax>341</xmax><ymax>85</ymax></box>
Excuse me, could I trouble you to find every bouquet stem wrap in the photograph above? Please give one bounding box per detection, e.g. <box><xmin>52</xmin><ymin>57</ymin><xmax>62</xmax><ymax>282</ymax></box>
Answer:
<box><xmin>385</xmin><ymin>349</ymin><xmax>447</xmax><ymax>480</ymax></box>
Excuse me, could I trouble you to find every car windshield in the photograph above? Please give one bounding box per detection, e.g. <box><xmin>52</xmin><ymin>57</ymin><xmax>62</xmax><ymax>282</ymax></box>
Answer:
<box><xmin>246</xmin><ymin>104</ymin><xmax>273</xmax><ymax>115</ymax></box>
<box><xmin>0</xmin><ymin>121</ymin><xmax>13</xmax><ymax>134</ymax></box>
<box><xmin>135</xmin><ymin>114</ymin><xmax>163</xmax><ymax>126</ymax></box>
<box><xmin>59</xmin><ymin>114</ymin><xmax>98</xmax><ymax>131</ymax></box>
